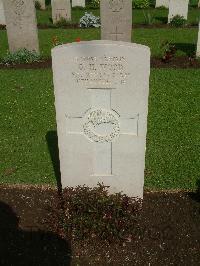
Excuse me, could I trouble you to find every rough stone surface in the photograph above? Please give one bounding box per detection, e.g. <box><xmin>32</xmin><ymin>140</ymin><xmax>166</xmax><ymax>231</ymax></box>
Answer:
<box><xmin>197</xmin><ymin>22</ymin><xmax>200</xmax><ymax>57</ymax></box>
<box><xmin>72</xmin><ymin>0</ymin><xmax>85</xmax><ymax>8</ymax></box>
<box><xmin>100</xmin><ymin>0</ymin><xmax>132</xmax><ymax>42</ymax></box>
<box><xmin>168</xmin><ymin>0</ymin><xmax>189</xmax><ymax>23</ymax></box>
<box><xmin>36</xmin><ymin>0</ymin><xmax>45</xmax><ymax>10</ymax></box>
<box><xmin>3</xmin><ymin>0</ymin><xmax>39</xmax><ymax>53</ymax></box>
<box><xmin>52</xmin><ymin>0</ymin><xmax>71</xmax><ymax>24</ymax></box>
<box><xmin>52</xmin><ymin>41</ymin><xmax>150</xmax><ymax>198</ymax></box>
<box><xmin>155</xmin><ymin>0</ymin><xmax>169</xmax><ymax>8</ymax></box>
<box><xmin>0</xmin><ymin>0</ymin><xmax>5</xmax><ymax>25</ymax></box>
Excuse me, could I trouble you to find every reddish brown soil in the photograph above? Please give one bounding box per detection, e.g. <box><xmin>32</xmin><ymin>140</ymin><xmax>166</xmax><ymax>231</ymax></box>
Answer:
<box><xmin>0</xmin><ymin>59</ymin><xmax>52</xmax><ymax>70</ymax></box>
<box><xmin>0</xmin><ymin>24</ymin><xmax>198</xmax><ymax>30</ymax></box>
<box><xmin>151</xmin><ymin>56</ymin><xmax>200</xmax><ymax>68</ymax></box>
<box><xmin>0</xmin><ymin>185</ymin><xmax>199</xmax><ymax>265</ymax></box>
<box><xmin>38</xmin><ymin>24</ymin><xmax>199</xmax><ymax>30</ymax></box>
<box><xmin>0</xmin><ymin>57</ymin><xmax>200</xmax><ymax>70</ymax></box>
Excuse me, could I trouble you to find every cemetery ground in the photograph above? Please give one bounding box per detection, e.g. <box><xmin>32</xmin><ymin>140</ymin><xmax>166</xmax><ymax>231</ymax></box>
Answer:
<box><xmin>35</xmin><ymin>7</ymin><xmax>199</xmax><ymax>27</ymax></box>
<box><xmin>0</xmin><ymin>28</ymin><xmax>200</xmax><ymax>68</ymax></box>
<box><xmin>0</xmin><ymin>68</ymin><xmax>199</xmax><ymax>264</ymax></box>
<box><xmin>0</xmin><ymin>69</ymin><xmax>199</xmax><ymax>189</ymax></box>
<box><xmin>0</xmin><ymin>5</ymin><xmax>200</xmax><ymax>266</ymax></box>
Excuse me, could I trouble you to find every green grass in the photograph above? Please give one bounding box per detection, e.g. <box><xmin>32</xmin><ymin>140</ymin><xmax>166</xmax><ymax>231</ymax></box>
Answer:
<box><xmin>0</xmin><ymin>28</ymin><xmax>198</xmax><ymax>58</ymax></box>
<box><xmin>36</xmin><ymin>7</ymin><xmax>200</xmax><ymax>26</ymax></box>
<box><xmin>146</xmin><ymin>69</ymin><xmax>200</xmax><ymax>190</ymax></box>
<box><xmin>0</xmin><ymin>69</ymin><xmax>199</xmax><ymax>190</ymax></box>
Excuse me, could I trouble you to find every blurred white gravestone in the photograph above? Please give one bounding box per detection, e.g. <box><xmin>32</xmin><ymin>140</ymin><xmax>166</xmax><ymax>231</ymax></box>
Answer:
<box><xmin>168</xmin><ymin>0</ymin><xmax>189</xmax><ymax>23</ymax></box>
<box><xmin>197</xmin><ymin>23</ymin><xmax>200</xmax><ymax>57</ymax></box>
<box><xmin>36</xmin><ymin>0</ymin><xmax>45</xmax><ymax>10</ymax></box>
<box><xmin>100</xmin><ymin>0</ymin><xmax>132</xmax><ymax>42</ymax></box>
<box><xmin>72</xmin><ymin>0</ymin><xmax>85</xmax><ymax>8</ymax></box>
<box><xmin>52</xmin><ymin>41</ymin><xmax>150</xmax><ymax>198</ymax></box>
<box><xmin>3</xmin><ymin>0</ymin><xmax>39</xmax><ymax>53</ymax></box>
<box><xmin>0</xmin><ymin>0</ymin><xmax>5</xmax><ymax>25</ymax></box>
<box><xmin>155</xmin><ymin>0</ymin><xmax>169</xmax><ymax>8</ymax></box>
<box><xmin>52</xmin><ymin>0</ymin><xmax>71</xmax><ymax>24</ymax></box>
<box><xmin>198</xmin><ymin>0</ymin><xmax>200</xmax><ymax>8</ymax></box>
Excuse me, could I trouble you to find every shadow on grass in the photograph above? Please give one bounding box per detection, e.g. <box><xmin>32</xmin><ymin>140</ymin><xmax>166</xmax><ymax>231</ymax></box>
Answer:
<box><xmin>154</xmin><ymin>16</ymin><xmax>168</xmax><ymax>24</ymax></box>
<box><xmin>46</xmin><ymin>131</ymin><xmax>62</xmax><ymax>195</ymax></box>
<box><xmin>188</xmin><ymin>179</ymin><xmax>200</xmax><ymax>203</ymax></box>
<box><xmin>0</xmin><ymin>201</ymin><xmax>71</xmax><ymax>265</ymax></box>
<box><xmin>173</xmin><ymin>43</ymin><xmax>196</xmax><ymax>57</ymax></box>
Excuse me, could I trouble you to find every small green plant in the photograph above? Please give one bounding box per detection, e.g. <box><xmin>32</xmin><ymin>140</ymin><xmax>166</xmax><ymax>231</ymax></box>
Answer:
<box><xmin>90</xmin><ymin>0</ymin><xmax>100</xmax><ymax>8</ymax></box>
<box><xmin>1</xmin><ymin>49</ymin><xmax>42</xmax><ymax>65</ymax></box>
<box><xmin>160</xmin><ymin>40</ymin><xmax>177</xmax><ymax>62</ymax></box>
<box><xmin>169</xmin><ymin>15</ymin><xmax>187</xmax><ymax>27</ymax></box>
<box><xmin>149</xmin><ymin>0</ymin><xmax>155</xmax><ymax>7</ymax></box>
<box><xmin>80</xmin><ymin>12</ymin><xmax>101</xmax><ymax>28</ymax></box>
<box><xmin>143</xmin><ymin>11</ymin><xmax>155</xmax><ymax>25</ymax></box>
<box><xmin>52</xmin><ymin>183</ymin><xmax>141</xmax><ymax>242</ymax></box>
<box><xmin>35</xmin><ymin>0</ymin><xmax>41</xmax><ymax>10</ymax></box>
<box><xmin>133</xmin><ymin>0</ymin><xmax>150</xmax><ymax>9</ymax></box>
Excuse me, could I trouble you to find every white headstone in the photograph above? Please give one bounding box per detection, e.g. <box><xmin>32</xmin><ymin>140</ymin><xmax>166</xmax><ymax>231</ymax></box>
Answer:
<box><xmin>168</xmin><ymin>0</ymin><xmax>189</xmax><ymax>23</ymax></box>
<box><xmin>52</xmin><ymin>41</ymin><xmax>150</xmax><ymax>199</ymax></box>
<box><xmin>52</xmin><ymin>0</ymin><xmax>71</xmax><ymax>24</ymax></box>
<box><xmin>0</xmin><ymin>0</ymin><xmax>5</xmax><ymax>25</ymax></box>
<box><xmin>72</xmin><ymin>0</ymin><xmax>85</xmax><ymax>8</ymax></box>
<box><xmin>36</xmin><ymin>0</ymin><xmax>45</xmax><ymax>10</ymax></box>
<box><xmin>100</xmin><ymin>0</ymin><xmax>132</xmax><ymax>42</ymax></box>
<box><xmin>155</xmin><ymin>0</ymin><xmax>169</xmax><ymax>8</ymax></box>
<box><xmin>3</xmin><ymin>0</ymin><xmax>39</xmax><ymax>53</ymax></box>
<box><xmin>197</xmin><ymin>23</ymin><xmax>200</xmax><ymax>57</ymax></box>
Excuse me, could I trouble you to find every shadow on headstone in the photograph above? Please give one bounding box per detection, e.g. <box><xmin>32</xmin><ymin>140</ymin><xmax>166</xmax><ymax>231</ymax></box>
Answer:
<box><xmin>0</xmin><ymin>201</ymin><xmax>71</xmax><ymax>266</ymax></box>
<box><xmin>188</xmin><ymin>179</ymin><xmax>200</xmax><ymax>203</ymax></box>
<box><xmin>46</xmin><ymin>131</ymin><xmax>62</xmax><ymax>195</ymax></box>
<box><xmin>173</xmin><ymin>43</ymin><xmax>196</xmax><ymax>57</ymax></box>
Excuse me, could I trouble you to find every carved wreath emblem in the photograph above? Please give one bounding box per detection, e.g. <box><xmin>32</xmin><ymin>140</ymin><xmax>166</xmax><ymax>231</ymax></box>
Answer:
<box><xmin>109</xmin><ymin>0</ymin><xmax>124</xmax><ymax>12</ymax></box>
<box><xmin>83</xmin><ymin>109</ymin><xmax>120</xmax><ymax>143</ymax></box>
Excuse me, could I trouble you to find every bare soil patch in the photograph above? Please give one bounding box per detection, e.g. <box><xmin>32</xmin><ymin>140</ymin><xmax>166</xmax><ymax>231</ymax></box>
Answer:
<box><xmin>0</xmin><ymin>57</ymin><xmax>200</xmax><ymax>70</ymax></box>
<box><xmin>0</xmin><ymin>185</ymin><xmax>199</xmax><ymax>265</ymax></box>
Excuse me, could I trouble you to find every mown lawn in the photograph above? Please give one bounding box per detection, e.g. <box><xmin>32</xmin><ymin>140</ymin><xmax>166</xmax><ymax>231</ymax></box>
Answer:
<box><xmin>0</xmin><ymin>69</ymin><xmax>199</xmax><ymax>190</ymax></box>
<box><xmin>36</xmin><ymin>6</ymin><xmax>200</xmax><ymax>26</ymax></box>
<box><xmin>0</xmin><ymin>28</ymin><xmax>198</xmax><ymax>58</ymax></box>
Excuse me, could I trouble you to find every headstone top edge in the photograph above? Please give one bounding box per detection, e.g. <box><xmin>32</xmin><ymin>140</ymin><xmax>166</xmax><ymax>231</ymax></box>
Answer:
<box><xmin>51</xmin><ymin>40</ymin><xmax>150</xmax><ymax>54</ymax></box>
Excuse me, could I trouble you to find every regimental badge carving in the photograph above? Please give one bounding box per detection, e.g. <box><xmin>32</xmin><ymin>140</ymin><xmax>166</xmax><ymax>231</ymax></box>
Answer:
<box><xmin>109</xmin><ymin>0</ymin><xmax>124</xmax><ymax>12</ymax></box>
<box><xmin>12</xmin><ymin>0</ymin><xmax>25</xmax><ymax>16</ymax></box>
<box><xmin>83</xmin><ymin>109</ymin><xmax>120</xmax><ymax>143</ymax></box>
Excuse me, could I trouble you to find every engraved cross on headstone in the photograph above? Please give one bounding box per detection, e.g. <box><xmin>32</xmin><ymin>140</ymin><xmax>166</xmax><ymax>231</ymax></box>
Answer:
<box><xmin>66</xmin><ymin>88</ymin><xmax>138</xmax><ymax>177</ymax></box>
<box><xmin>110</xmin><ymin>26</ymin><xmax>123</xmax><ymax>41</ymax></box>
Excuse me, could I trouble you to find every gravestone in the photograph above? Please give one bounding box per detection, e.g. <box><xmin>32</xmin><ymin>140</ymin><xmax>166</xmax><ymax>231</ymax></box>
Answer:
<box><xmin>198</xmin><ymin>0</ymin><xmax>200</xmax><ymax>8</ymax></box>
<box><xmin>100</xmin><ymin>0</ymin><xmax>132</xmax><ymax>42</ymax></box>
<box><xmin>36</xmin><ymin>0</ymin><xmax>45</xmax><ymax>10</ymax></box>
<box><xmin>52</xmin><ymin>0</ymin><xmax>71</xmax><ymax>24</ymax></box>
<box><xmin>197</xmin><ymin>22</ymin><xmax>200</xmax><ymax>57</ymax></box>
<box><xmin>155</xmin><ymin>0</ymin><xmax>169</xmax><ymax>8</ymax></box>
<box><xmin>3</xmin><ymin>0</ymin><xmax>39</xmax><ymax>53</ymax></box>
<box><xmin>0</xmin><ymin>0</ymin><xmax>5</xmax><ymax>25</ymax></box>
<box><xmin>72</xmin><ymin>0</ymin><xmax>85</xmax><ymax>8</ymax></box>
<box><xmin>52</xmin><ymin>41</ymin><xmax>150</xmax><ymax>198</ymax></box>
<box><xmin>168</xmin><ymin>0</ymin><xmax>189</xmax><ymax>23</ymax></box>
